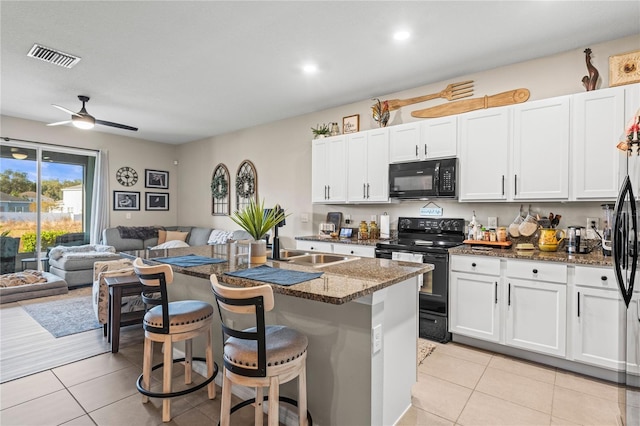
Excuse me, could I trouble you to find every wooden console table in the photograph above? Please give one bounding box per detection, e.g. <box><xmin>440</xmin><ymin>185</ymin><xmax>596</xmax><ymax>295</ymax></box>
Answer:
<box><xmin>104</xmin><ymin>274</ymin><xmax>145</xmax><ymax>353</ymax></box>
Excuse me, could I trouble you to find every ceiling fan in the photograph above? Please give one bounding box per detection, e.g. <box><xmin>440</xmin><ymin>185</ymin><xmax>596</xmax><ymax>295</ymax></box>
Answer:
<box><xmin>47</xmin><ymin>95</ymin><xmax>138</xmax><ymax>131</ymax></box>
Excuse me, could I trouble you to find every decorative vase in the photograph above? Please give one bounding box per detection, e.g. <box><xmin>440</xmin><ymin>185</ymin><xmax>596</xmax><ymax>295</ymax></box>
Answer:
<box><xmin>249</xmin><ymin>240</ymin><xmax>267</xmax><ymax>264</ymax></box>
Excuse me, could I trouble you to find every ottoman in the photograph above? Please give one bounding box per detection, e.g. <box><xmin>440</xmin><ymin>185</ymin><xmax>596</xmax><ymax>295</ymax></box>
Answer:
<box><xmin>48</xmin><ymin>244</ymin><xmax>121</xmax><ymax>288</ymax></box>
<box><xmin>0</xmin><ymin>270</ymin><xmax>68</xmax><ymax>304</ymax></box>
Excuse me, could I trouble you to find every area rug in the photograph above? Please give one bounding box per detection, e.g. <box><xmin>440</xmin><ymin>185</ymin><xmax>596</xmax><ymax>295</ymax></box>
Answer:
<box><xmin>418</xmin><ymin>338</ymin><xmax>436</xmax><ymax>365</ymax></box>
<box><xmin>21</xmin><ymin>294</ymin><xmax>101</xmax><ymax>338</ymax></box>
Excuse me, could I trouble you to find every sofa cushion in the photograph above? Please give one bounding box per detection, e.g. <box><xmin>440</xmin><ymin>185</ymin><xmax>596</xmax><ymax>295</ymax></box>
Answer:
<box><xmin>157</xmin><ymin>229</ymin><xmax>167</xmax><ymax>244</ymax></box>
<box><xmin>49</xmin><ymin>252</ymin><xmax>121</xmax><ymax>271</ymax></box>
<box><xmin>102</xmin><ymin>228</ymin><xmax>145</xmax><ymax>251</ymax></box>
<box><xmin>188</xmin><ymin>227</ymin><xmax>213</xmax><ymax>246</ymax></box>
<box><xmin>165</xmin><ymin>231</ymin><xmax>188</xmax><ymax>243</ymax></box>
<box><xmin>208</xmin><ymin>229</ymin><xmax>234</xmax><ymax>244</ymax></box>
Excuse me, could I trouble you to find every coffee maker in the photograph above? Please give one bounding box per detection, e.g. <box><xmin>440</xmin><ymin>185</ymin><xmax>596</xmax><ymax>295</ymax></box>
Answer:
<box><xmin>601</xmin><ymin>203</ymin><xmax>614</xmax><ymax>256</ymax></box>
<box><xmin>566</xmin><ymin>226</ymin><xmax>589</xmax><ymax>254</ymax></box>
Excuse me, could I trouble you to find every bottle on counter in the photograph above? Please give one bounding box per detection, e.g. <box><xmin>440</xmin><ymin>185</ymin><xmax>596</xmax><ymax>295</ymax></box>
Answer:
<box><xmin>468</xmin><ymin>210</ymin><xmax>477</xmax><ymax>240</ymax></box>
<box><xmin>358</xmin><ymin>220</ymin><xmax>369</xmax><ymax>240</ymax></box>
<box><xmin>369</xmin><ymin>220</ymin><xmax>379</xmax><ymax>239</ymax></box>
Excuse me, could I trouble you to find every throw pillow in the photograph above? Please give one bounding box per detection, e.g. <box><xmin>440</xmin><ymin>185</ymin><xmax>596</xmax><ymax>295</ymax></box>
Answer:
<box><xmin>165</xmin><ymin>230</ymin><xmax>189</xmax><ymax>243</ymax></box>
<box><xmin>157</xmin><ymin>229</ymin><xmax>167</xmax><ymax>244</ymax></box>
<box><xmin>151</xmin><ymin>240</ymin><xmax>190</xmax><ymax>249</ymax></box>
<box><xmin>207</xmin><ymin>229</ymin><xmax>234</xmax><ymax>244</ymax></box>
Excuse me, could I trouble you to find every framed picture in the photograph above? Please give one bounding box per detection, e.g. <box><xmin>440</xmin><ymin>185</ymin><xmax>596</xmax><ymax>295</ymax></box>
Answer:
<box><xmin>609</xmin><ymin>49</ymin><xmax>640</xmax><ymax>87</ymax></box>
<box><xmin>343</xmin><ymin>114</ymin><xmax>360</xmax><ymax>134</ymax></box>
<box><xmin>145</xmin><ymin>192</ymin><xmax>169</xmax><ymax>211</ymax></box>
<box><xmin>113</xmin><ymin>191</ymin><xmax>140</xmax><ymax>211</ymax></box>
<box><xmin>145</xmin><ymin>169</ymin><xmax>169</xmax><ymax>189</ymax></box>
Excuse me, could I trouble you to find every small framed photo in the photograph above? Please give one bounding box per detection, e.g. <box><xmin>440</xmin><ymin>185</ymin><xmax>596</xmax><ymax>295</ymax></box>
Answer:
<box><xmin>113</xmin><ymin>191</ymin><xmax>140</xmax><ymax>211</ymax></box>
<box><xmin>609</xmin><ymin>49</ymin><xmax>640</xmax><ymax>87</ymax></box>
<box><xmin>145</xmin><ymin>169</ymin><xmax>169</xmax><ymax>189</ymax></box>
<box><xmin>145</xmin><ymin>192</ymin><xmax>169</xmax><ymax>211</ymax></box>
<box><xmin>343</xmin><ymin>114</ymin><xmax>360</xmax><ymax>134</ymax></box>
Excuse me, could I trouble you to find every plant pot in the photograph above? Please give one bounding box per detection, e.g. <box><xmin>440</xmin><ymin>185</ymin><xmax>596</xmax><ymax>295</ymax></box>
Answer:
<box><xmin>249</xmin><ymin>240</ymin><xmax>267</xmax><ymax>264</ymax></box>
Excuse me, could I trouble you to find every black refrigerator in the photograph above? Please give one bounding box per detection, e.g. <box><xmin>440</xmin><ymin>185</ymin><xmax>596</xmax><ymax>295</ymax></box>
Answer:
<box><xmin>613</xmin><ymin>108</ymin><xmax>640</xmax><ymax>425</ymax></box>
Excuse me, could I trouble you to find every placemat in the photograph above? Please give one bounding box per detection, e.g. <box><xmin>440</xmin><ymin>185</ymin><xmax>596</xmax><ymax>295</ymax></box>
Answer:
<box><xmin>225</xmin><ymin>265</ymin><xmax>323</xmax><ymax>286</ymax></box>
<box><xmin>154</xmin><ymin>254</ymin><xmax>227</xmax><ymax>267</ymax></box>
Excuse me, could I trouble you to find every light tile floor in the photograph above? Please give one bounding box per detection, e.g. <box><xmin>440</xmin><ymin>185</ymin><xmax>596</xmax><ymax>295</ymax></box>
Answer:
<box><xmin>1</xmin><ymin>328</ymin><xmax>638</xmax><ymax>425</ymax></box>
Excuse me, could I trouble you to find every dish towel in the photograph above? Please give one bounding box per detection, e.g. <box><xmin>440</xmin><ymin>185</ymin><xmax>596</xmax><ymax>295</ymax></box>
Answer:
<box><xmin>224</xmin><ymin>265</ymin><xmax>323</xmax><ymax>286</ymax></box>
<box><xmin>154</xmin><ymin>254</ymin><xmax>227</xmax><ymax>267</ymax></box>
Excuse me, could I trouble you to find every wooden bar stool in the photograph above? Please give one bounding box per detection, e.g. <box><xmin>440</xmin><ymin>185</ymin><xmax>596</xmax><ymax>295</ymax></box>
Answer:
<box><xmin>133</xmin><ymin>258</ymin><xmax>218</xmax><ymax>422</ymax></box>
<box><xmin>210</xmin><ymin>274</ymin><xmax>311</xmax><ymax>426</ymax></box>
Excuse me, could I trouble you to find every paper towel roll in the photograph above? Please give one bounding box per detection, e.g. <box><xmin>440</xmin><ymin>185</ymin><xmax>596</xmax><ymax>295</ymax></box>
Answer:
<box><xmin>380</xmin><ymin>214</ymin><xmax>390</xmax><ymax>239</ymax></box>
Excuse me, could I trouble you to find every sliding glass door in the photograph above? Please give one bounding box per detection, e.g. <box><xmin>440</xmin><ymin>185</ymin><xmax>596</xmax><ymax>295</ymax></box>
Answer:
<box><xmin>0</xmin><ymin>141</ymin><xmax>96</xmax><ymax>272</ymax></box>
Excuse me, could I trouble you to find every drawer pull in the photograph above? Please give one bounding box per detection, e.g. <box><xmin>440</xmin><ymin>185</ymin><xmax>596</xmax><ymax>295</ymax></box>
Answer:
<box><xmin>472</xmin><ymin>262</ymin><xmax>477</xmax><ymax>267</ymax></box>
<box><xmin>532</xmin><ymin>268</ymin><xmax>538</xmax><ymax>274</ymax></box>
<box><xmin>494</xmin><ymin>282</ymin><xmax>498</xmax><ymax>304</ymax></box>
<box><xmin>350</xmin><ymin>250</ymin><xmax>354</xmax><ymax>254</ymax></box>
<box><xmin>577</xmin><ymin>291</ymin><xmax>581</xmax><ymax>317</ymax></box>
<box><xmin>601</xmin><ymin>276</ymin><xmax>607</xmax><ymax>281</ymax></box>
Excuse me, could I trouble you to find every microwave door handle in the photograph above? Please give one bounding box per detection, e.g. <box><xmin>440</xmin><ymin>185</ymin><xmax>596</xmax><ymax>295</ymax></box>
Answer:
<box><xmin>434</xmin><ymin>162</ymin><xmax>440</xmax><ymax>196</ymax></box>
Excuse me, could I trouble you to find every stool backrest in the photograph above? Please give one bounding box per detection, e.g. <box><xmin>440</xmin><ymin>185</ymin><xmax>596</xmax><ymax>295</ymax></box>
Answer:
<box><xmin>133</xmin><ymin>257</ymin><xmax>172</xmax><ymax>334</ymax></box>
<box><xmin>210</xmin><ymin>274</ymin><xmax>274</xmax><ymax>377</ymax></box>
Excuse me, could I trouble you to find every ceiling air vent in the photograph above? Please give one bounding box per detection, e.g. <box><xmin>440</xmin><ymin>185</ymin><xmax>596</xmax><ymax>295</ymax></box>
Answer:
<box><xmin>27</xmin><ymin>43</ymin><xmax>81</xmax><ymax>69</ymax></box>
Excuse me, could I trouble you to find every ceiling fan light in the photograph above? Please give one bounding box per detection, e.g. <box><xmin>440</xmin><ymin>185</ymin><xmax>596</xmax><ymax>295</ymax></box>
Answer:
<box><xmin>72</xmin><ymin>114</ymin><xmax>95</xmax><ymax>129</ymax></box>
<box><xmin>12</xmin><ymin>152</ymin><xmax>28</xmax><ymax>160</ymax></box>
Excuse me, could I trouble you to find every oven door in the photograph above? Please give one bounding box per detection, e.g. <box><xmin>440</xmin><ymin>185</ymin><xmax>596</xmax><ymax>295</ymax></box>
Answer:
<box><xmin>420</xmin><ymin>252</ymin><xmax>449</xmax><ymax>315</ymax></box>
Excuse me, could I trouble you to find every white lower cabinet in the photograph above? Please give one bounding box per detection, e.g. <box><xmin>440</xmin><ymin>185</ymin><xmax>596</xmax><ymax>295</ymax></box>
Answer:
<box><xmin>295</xmin><ymin>240</ymin><xmax>375</xmax><ymax>258</ymax></box>
<box><xmin>627</xmin><ymin>293</ymin><xmax>640</xmax><ymax>377</ymax></box>
<box><xmin>296</xmin><ymin>240</ymin><xmax>333</xmax><ymax>253</ymax></box>
<box><xmin>505</xmin><ymin>278</ymin><xmax>567</xmax><ymax>357</ymax></box>
<box><xmin>569</xmin><ymin>266</ymin><xmax>625</xmax><ymax>371</ymax></box>
<box><xmin>449</xmin><ymin>256</ymin><xmax>501</xmax><ymax>342</ymax></box>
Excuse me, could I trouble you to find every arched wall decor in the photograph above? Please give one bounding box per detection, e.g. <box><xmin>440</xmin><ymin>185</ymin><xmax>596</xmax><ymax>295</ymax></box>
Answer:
<box><xmin>211</xmin><ymin>163</ymin><xmax>230</xmax><ymax>216</ymax></box>
<box><xmin>235</xmin><ymin>160</ymin><xmax>257</xmax><ymax>211</ymax></box>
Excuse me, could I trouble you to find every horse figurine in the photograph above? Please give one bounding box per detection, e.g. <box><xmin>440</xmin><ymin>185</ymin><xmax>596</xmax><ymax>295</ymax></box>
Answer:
<box><xmin>582</xmin><ymin>48</ymin><xmax>599</xmax><ymax>91</ymax></box>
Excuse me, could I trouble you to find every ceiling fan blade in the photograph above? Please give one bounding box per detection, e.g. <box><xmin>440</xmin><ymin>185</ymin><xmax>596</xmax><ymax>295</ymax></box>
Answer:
<box><xmin>52</xmin><ymin>104</ymin><xmax>81</xmax><ymax>117</ymax></box>
<box><xmin>47</xmin><ymin>120</ymin><xmax>72</xmax><ymax>126</ymax></box>
<box><xmin>95</xmin><ymin>119</ymin><xmax>138</xmax><ymax>132</ymax></box>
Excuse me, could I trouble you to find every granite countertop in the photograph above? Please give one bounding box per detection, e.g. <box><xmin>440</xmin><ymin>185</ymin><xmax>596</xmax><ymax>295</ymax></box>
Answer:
<box><xmin>295</xmin><ymin>235</ymin><xmax>391</xmax><ymax>246</ymax></box>
<box><xmin>449</xmin><ymin>244</ymin><xmax>613</xmax><ymax>267</ymax></box>
<box><xmin>122</xmin><ymin>244</ymin><xmax>431</xmax><ymax>305</ymax></box>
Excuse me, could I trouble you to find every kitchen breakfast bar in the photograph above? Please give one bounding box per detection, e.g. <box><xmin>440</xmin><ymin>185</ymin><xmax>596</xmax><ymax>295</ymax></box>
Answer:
<box><xmin>122</xmin><ymin>244</ymin><xmax>432</xmax><ymax>426</ymax></box>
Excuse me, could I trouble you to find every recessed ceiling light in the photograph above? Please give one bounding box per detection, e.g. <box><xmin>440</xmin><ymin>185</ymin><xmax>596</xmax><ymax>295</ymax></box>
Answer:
<box><xmin>393</xmin><ymin>31</ymin><xmax>410</xmax><ymax>41</ymax></box>
<box><xmin>303</xmin><ymin>64</ymin><xmax>318</xmax><ymax>74</ymax></box>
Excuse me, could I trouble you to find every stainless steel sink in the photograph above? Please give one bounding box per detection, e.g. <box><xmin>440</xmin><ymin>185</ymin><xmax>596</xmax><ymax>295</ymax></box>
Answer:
<box><xmin>287</xmin><ymin>253</ymin><xmax>359</xmax><ymax>267</ymax></box>
<box><xmin>278</xmin><ymin>249</ymin><xmax>309</xmax><ymax>259</ymax></box>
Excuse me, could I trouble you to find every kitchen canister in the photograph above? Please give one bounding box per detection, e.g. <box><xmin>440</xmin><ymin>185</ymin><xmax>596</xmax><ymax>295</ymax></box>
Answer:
<box><xmin>380</xmin><ymin>212</ymin><xmax>390</xmax><ymax>239</ymax></box>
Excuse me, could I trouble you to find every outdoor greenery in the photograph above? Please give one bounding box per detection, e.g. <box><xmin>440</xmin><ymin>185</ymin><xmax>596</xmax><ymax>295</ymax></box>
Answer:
<box><xmin>0</xmin><ymin>169</ymin><xmax>81</xmax><ymax>201</ymax></box>
<box><xmin>20</xmin><ymin>230</ymin><xmax>68</xmax><ymax>252</ymax></box>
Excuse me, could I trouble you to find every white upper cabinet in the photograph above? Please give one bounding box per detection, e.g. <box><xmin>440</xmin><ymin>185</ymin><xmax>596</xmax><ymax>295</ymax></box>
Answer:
<box><xmin>459</xmin><ymin>108</ymin><xmax>510</xmax><ymax>201</ymax></box>
<box><xmin>311</xmin><ymin>135</ymin><xmax>347</xmax><ymax>203</ymax></box>
<box><xmin>389</xmin><ymin>118</ymin><xmax>457</xmax><ymax>163</ymax></box>
<box><xmin>421</xmin><ymin>116</ymin><xmax>458</xmax><ymax>159</ymax></box>
<box><xmin>346</xmin><ymin>129</ymin><xmax>390</xmax><ymax>202</ymax></box>
<box><xmin>389</xmin><ymin>122</ymin><xmax>421</xmax><ymax>163</ymax></box>
<box><xmin>572</xmin><ymin>86</ymin><xmax>625</xmax><ymax>200</ymax></box>
<box><xmin>512</xmin><ymin>96</ymin><xmax>570</xmax><ymax>200</ymax></box>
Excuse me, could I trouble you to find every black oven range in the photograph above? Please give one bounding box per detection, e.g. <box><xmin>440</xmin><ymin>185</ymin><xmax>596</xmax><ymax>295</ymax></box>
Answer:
<box><xmin>375</xmin><ymin>217</ymin><xmax>465</xmax><ymax>343</ymax></box>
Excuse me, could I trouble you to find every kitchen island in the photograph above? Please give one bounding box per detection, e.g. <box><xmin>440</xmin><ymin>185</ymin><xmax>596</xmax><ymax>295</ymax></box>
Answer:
<box><xmin>123</xmin><ymin>243</ymin><xmax>431</xmax><ymax>426</ymax></box>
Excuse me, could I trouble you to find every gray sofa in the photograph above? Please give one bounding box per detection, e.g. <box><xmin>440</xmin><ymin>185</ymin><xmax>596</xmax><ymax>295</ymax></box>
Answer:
<box><xmin>101</xmin><ymin>226</ymin><xmax>253</xmax><ymax>252</ymax></box>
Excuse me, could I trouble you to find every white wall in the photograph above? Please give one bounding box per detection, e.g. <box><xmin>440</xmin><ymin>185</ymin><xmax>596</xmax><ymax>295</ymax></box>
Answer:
<box><xmin>0</xmin><ymin>115</ymin><xmax>179</xmax><ymax>228</ymax></box>
<box><xmin>2</xmin><ymin>34</ymin><xmax>638</xmax><ymax>246</ymax></box>
<box><xmin>177</xmin><ymin>35</ymin><xmax>640</xmax><ymax>248</ymax></box>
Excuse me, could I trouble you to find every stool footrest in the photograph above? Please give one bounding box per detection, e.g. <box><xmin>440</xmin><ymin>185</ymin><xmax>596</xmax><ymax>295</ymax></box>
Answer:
<box><xmin>136</xmin><ymin>357</ymin><xmax>218</xmax><ymax>399</ymax></box>
<box><xmin>222</xmin><ymin>395</ymin><xmax>313</xmax><ymax>426</ymax></box>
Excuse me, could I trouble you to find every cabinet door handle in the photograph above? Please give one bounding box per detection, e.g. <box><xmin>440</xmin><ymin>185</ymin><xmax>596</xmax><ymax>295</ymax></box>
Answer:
<box><xmin>577</xmin><ymin>291</ymin><xmax>581</xmax><ymax>317</ymax></box>
<box><xmin>472</xmin><ymin>262</ymin><xmax>477</xmax><ymax>267</ymax></box>
<box><xmin>327</xmin><ymin>185</ymin><xmax>330</xmax><ymax>199</ymax></box>
<box><xmin>350</xmin><ymin>250</ymin><xmax>354</xmax><ymax>254</ymax></box>
<box><xmin>366</xmin><ymin>183</ymin><xmax>370</xmax><ymax>199</ymax></box>
<box><xmin>363</xmin><ymin>183</ymin><xmax>366</xmax><ymax>199</ymax></box>
<box><xmin>601</xmin><ymin>276</ymin><xmax>607</xmax><ymax>281</ymax></box>
<box><xmin>501</xmin><ymin>175</ymin><xmax>505</xmax><ymax>196</ymax></box>
<box><xmin>424</xmin><ymin>144</ymin><xmax>427</xmax><ymax>157</ymax></box>
<box><xmin>415</xmin><ymin>145</ymin><xmax>419</xmax><ymax>157</ymax></box>
<box><xmin>532</xmin><ymin>268</ymin><xmax>538</xmax><ymax>274</ymax></box>
<box><xmin>508</xmin><ymin>283</ymin><xmax>511</xmax><ymax>306</ymax></box>
<box><xmin>495</xmin><ymin>282</ymin><xmax>498</xmax><ymax>304</ymax></box>
<box><xmin>514</xmin><ymin>175</ymin><xmax>518</xmax><ymax>196</ymax></box>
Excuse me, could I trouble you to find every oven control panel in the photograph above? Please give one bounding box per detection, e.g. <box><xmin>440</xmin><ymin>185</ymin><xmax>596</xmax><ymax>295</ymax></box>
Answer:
<box><xmin>398</xmin><ymin>217</ymin><xmax>465</xmax><ymax>233</ymax></box>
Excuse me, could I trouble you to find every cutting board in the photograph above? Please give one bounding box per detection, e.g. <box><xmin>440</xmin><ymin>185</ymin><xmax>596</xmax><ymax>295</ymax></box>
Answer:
<box><xmin>463</xmin><ymin>240</ymin><xmax>513</xmax><ymax>248</ymax></box>
<box><xmin>327</xmin><ymin>212</ymin><xmax>342</xmax><ymax>231</ymax></box>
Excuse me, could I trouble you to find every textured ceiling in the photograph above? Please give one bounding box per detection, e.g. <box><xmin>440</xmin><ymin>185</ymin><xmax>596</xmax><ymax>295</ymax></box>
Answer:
<box><xmin>1</xmin><ymin>1</ymin><xmax>639</xmax><ymax>144</ymax></box>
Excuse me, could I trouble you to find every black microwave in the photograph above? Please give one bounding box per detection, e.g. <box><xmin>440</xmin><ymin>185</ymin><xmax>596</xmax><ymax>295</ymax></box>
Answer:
<box><xmin>389</xmin><ymin>158</ymin><xmax>457</xmax><ymax>199</ymax></box>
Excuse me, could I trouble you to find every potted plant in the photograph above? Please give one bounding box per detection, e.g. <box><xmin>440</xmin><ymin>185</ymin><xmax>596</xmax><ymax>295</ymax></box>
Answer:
<box><xmin>311</xmin><ymin>123</ymin><xmax>330</xmax><ymax>139</ymax></box>
<box><xmin>230</xmin><ymin>198</ymin><xmax>288</xmax><ymax>264</ymax></box>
